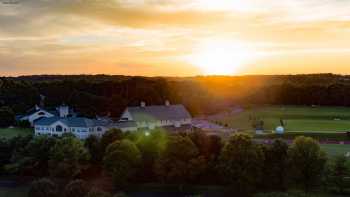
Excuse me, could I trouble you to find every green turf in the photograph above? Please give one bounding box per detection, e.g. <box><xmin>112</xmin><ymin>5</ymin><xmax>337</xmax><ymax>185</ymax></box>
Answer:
<box><xmin>321</xmin><ymin>144</ymin><xmax>350</xmax><ymax>157</ymax></box>
<box><xmin>0</xmin><ymin>186</ymin><xmax>28</xmax><ymax>197</ymax></box>
<box><xmin>217</xmin><ymin>106</ymin><xmax>350</xmax><ymax>132</ymax></box>
<box><xmin>0</xmin><ymin>128</ymin><xmax>33</xmax><ymax>139</ymax></box>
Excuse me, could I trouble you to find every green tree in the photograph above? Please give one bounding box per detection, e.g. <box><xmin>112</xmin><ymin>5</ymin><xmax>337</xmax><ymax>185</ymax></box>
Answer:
<box><xmin>86</xmin><ymin>188</ymin><xmax>112</xmax><ymax>197</ymax></box>
<box><xmin>100</xmin><ymin>128</ymin><xmax>123</xmax><ymax>153</ymax></box>
<box><xmin>0</xmin><ymin>138</ymin><xmax>12</xmax><ymax>174</ymax></box>
<box><xmin>10</xmin><ymin>135</ymin><xmax>57</xmax><ymax>175</ymax></box>
<box><xmin>85</xmin><ymin>135</ymin><xmax>102</xmax><ymax>163</ymax></box>
<box><xmin>0</xmin><ymin>106</ymin><xmax>15</xmax><ymax>127</ymax></box>
<box><xmin>288</xmin><ymin>136</ymin><xmax>327</xmax><ymax>193</ymax></box>
<box><xmin>133</xmin><ymin>129</ymin><xmax>168</xmax><ymax>181</ymax></box>
<box><xmin>103</xmin><ymin>139</ymin><xmax>141</xmax><ymax>187</ymax></box>
<box><xmin>113</xmin><ymin>193</ymin><xmax>129</xmax><ymax>197</ymax></box>
<box><xmin>218</xmin><ymin>133</ymin><xmax>264</xmax><ymax>196</ymax></box>
<box><xmin>28</xmin><ymin>178</ymin><xmax>58</xmax><ymax>197</ymax></box>
<box><xmin>155</xmin><ymin>135</ymin><xmax>206</xmax><ymax>184</ymax></box>
<box><xmin>4</xmin><ymin>135</ymin><xmax>33</xmax><ymax>174</ymax></box>
<box><xmin>261</xmin><ymin>139</ymin><xmax>289</xmax><ymax>191</ymax></box>
<box><xmin>64</xmin><ymin>179</ymin><xmax>89</xmax><ymax>197</ymax></box>
<box><xmin>49</xmin><ymin>136</ymin><xmax>90</xmax><ymax>179</ymax></box>
<box><xmin>330</xmin><ymin>155</ymin><xmax>350</xmax><ymax>194</ymax></box>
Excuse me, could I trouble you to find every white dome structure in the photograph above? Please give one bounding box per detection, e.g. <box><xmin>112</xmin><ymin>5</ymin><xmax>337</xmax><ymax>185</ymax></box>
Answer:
<box><xmin>275</xmin><ymin>126</ymin><xmax>285</xmax><ymax>134</ymax></box>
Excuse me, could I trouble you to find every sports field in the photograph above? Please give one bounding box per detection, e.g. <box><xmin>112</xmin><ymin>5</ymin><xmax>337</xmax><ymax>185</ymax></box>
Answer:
<box><xmin>216</xmin><ymin>106</ymin><xmax>350</xmax><ymax>132</ymax></box>
<box><xmin>0</xmin><ymin>186</ymin><xmax>28</xmax><ymax>197</ymax></box>
<box><xmin>0</xmin><ymin>128</ymin><xmax>33</xmax><ymax>139</ymax></box>
<box><xmin>320</xmin><ymin>144</ymin><xmax>350</xmax><ymax>156</ymax></box>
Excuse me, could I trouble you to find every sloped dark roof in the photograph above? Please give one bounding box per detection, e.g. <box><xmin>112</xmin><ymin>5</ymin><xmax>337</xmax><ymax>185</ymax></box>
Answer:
<box><xmin>126</xmin><ymin>104</ymin><xmax>192</xmax><ymax>122</ymax></box>
<box><xmin>35</xmin><ymin>117</ymin><xmax>106</xmax><ymax>127</ymax></box>
<box><xmin>23</xmin><ymin>106</ymin><xmax>54</xmax><ymax>117</ymax></box>
<box><xmin>112</xmin><ymin>121</ymin><xmax>137</xmax><ymax>128</ymax></box>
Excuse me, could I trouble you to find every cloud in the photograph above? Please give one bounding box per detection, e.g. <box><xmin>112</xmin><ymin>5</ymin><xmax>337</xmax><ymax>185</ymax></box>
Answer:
<box><xmin>1</xmin><ymin>0</ymin><xmax>350</xmax><ymax>75</ymax></box>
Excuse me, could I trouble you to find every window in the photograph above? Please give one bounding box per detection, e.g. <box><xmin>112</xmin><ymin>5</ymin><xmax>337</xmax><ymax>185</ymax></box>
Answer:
<box><xmin>38</xmin><ymin>112</ymin><xmax>45</xmax><ymax>115</ymax></box>
<box><xmin>97</xmin><ymin>127</ymin><xmax>102</xmax><ymax>132</ymax></box>
<box><xmin>56</xmin><ymin>125</ymin><xmax>63</xmax><ymax>132</ymax></box>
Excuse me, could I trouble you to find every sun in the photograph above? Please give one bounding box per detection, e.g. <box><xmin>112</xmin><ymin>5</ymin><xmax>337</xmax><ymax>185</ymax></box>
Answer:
<box><xmin>188</xmin><ymin>40</ymin><xmax>254</xmax><ymax>75</ymax></box>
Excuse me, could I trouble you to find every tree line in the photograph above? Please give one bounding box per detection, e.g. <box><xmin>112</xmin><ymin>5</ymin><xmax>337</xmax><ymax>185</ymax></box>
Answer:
<box><xmin>1</xmin><ymin>129</ymin><xmax>349</xmax><ymax>197</ymax></box>
<box><xmin>3</xmin><ymin>74</ymin><xmax>350</xmax><ymax>127</ymax></box>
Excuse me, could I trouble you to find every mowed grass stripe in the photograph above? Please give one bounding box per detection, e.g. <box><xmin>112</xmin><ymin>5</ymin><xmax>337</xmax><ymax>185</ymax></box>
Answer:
<box><xmin>217</xmin><ymin>106</ymin><xmax>350</xmax><ymax>132</ymax></box>
<box><xmin>0</xmin><ymin>128</ymin><xmax>33</xmax><ymax>139</ymax></box>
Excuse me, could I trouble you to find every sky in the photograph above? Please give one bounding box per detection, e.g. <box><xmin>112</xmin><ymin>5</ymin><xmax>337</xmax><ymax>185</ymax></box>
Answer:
<box><xmin>1</xmin><ymin>0</ymin><xmax>350</xmax><ymax>76</ymax></box>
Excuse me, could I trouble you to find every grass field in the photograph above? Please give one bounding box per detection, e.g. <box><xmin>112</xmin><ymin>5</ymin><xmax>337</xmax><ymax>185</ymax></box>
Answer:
<box><xmin>216</xmin><ymin>106</ymin><xmax>350</xmax><ymax>132</ymax></box>
<box><xmin>0</xmin><ymin>186</ymin><xmax>28</xmax><ymax>197</ymax></box>
<box><xmin>0</xmin><ymin>128</ymin><xmax>33</xmax><ymax>139</ymax></box>
<box><xmin>321</xmin><ymin>144</ymin><xmax>350</xmax><ymax>156</ymax></box>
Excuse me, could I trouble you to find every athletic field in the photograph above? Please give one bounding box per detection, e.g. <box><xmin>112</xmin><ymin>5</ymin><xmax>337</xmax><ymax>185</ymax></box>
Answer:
<box><xmin>0</xmin><ymin>128</ymin><xmax>33</xmax><ymax>139</ymax></box>
<box><xmin>216</xmin><ymin>106</ymin><xmax>350</xmax><ymax>132</ymax></box>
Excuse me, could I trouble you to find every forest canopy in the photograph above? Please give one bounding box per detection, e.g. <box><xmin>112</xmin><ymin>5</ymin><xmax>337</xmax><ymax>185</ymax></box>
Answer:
<box><xmin>1</xmin><ymin>74</ymin><xmax>350</xmax><ymax>119</ymax></box>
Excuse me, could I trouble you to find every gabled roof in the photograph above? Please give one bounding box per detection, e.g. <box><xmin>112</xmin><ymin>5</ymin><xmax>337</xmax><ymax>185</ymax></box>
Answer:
<box><xmin>35</xmin><ymin>117</ymin><xmax>106</xmax><ymax>128</ymax></box>
<box><xmin>126</xmin><ymin>104</ymin><xmax>192</xmax><ymax>122</ymax></box>
<box><xmin>23</xmin><ymin>106</ymin><xmax>54</xmax><ymax>117</ymax></box>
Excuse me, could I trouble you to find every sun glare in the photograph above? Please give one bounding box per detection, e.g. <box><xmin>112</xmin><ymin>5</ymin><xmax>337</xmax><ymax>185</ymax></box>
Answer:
<box><xmin>188</xmin><ymin>40</ymin><xmax>254</xmax><ymax>75</ymax></box>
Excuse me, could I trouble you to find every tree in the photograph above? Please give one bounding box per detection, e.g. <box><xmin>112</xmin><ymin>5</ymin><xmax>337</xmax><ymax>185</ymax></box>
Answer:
<box><xmin>135</xmin><ymin>130</ymin><xmax>167</xmax><ymax>181</ymax></box>
<box><xmin>28</xmin><ymin>178</ymin><xmax>58</xmax><ymax>197</ymax></box>
<box><xmin>113</xmin><ymin>193</ymin><xmax>129</xmax><ymax>197</ymax></box>
<box><xmin>330</xmin><ymin>155</ymin><xmax>350</xmax><ymax>194</ymax></box>
<box><xmin>288</xmin><ymin>136</ymin><xmax>327</xmax><ymax>193</ymax></box>
<box><xmin>17</xmin><ymin>120</ymin><xmax>31</xmax><ymax>128</ymax></box>
<box><xmin>4</xmin><ymin>135</ymin><xmax>33</xmax><ymax>174</ymax></box>
<box><xmin>189</xmin><ymin>131</ymin><xmax>222</xmax><ymax>184</ymax></box>
<box><xmin>100</xmin><ymin>128</ymin><xmax>123</xmax><ymax>154</ymax></box>
<box><xmin>218</xmin><ymin>133</ymin><xmax>264</xmax><ymax>196</ymax></box>
<box><xmin>64</xmin><ymin>179</ymin><xmax>89</xmax><ymax>197</ymax></box>
<box><xmin>12</xmin><ymin>135</ymin><xmax>57</xmax><ymax>176</ymax></box>
<box><xmin>86</xmin><ymin>188</ymin><xmax>112</xmax><ymax>197</ymax></box>
<box><xmin>189</xmin><ymin>130</ymin><xmax>222</xmax><ymax>159</ymax></box>
<box><xmin>0</xmin><ymin>138</ymin><xmax>12</xmax><ymax>174</ymax></box>
<box><xmin>261</xmin><ymin>139</ymin><xmax>289</xmax><ymax>191</ymax></box>
<box><xmin>103</xmin><ymin>139</ymin><xmax>141</xmax><ymax>187</ymax></box>
<box><xmin>49</xmin><ymin>136</ymin><xmax>90</xmax><ymax>179</ymax></box>
<box><xmin>155</xmin><ymin>135</ymin><xmax>206</xmax><ymax>184</ymax></box>
<box><xmin>85</xmin><ymin>135</ymin><xmax>102</xmax><ymax>163</ymax></box>
<box><xmin>0</xmin><ymin>106</ymin><xmax>15</xmax><ymax>127</ymax></box>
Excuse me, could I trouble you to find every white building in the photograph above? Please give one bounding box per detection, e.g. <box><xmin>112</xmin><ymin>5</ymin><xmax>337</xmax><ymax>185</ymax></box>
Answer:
<box><xmin>32</xmin><ymin>101</ymin><xmax>193</xmax><ymax>139</ymax></box>
<box><xmin>119</xmin><ymin>101</ymin><xmax>192</xmax><ymax>130</ymax></box>
<box><xmin>18</xmin><ymin>104</ymin><xmax>74</xmax><ymax>126</ymax></box>
<box><xmin>18</xmin><ymin>105</ymin><xmax>55</xmax><ymax>126</ymax></box>
<box><xmin>34</xmin><ymin>117</ymin><xmax>109</xmax><ymax>139</ymax></box>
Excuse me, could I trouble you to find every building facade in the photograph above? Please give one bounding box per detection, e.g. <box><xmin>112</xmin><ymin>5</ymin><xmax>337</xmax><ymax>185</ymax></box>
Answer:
<box><xmin>32</xmin><ymin>101</ymin><xmax>192</xmax><ymax>139</ymax></box>
<box><xmin>119</xmin><ymin>101</ymin><xmax>192</xmax><ymax>130</ymax></box>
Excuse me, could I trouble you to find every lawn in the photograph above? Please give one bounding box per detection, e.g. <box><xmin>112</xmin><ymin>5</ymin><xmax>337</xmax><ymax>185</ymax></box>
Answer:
<box><xmin>321</xmin><ymin>144</ymin><xmax>350</xmax><ymax>157</ymax></box>
<box><xmin>0</xmin><ymin>128</ymin><xmax>33</xmax><ymax>139</ymax></box>
<box><xmin>216</xmin><ymin>106</ymin><xmax>350</xmax><ymax>132</ymax></box>
<box><xmin>0</xmin><ymin>186</ymin><xmax>28</xmax><ymax>197</ymax></box>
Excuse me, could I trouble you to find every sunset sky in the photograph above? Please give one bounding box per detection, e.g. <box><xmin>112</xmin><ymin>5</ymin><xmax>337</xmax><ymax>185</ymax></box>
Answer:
<box><xmin>1</xmin><ymin>0</ymin><xmax>350</xmax><ymax>76</ymax></box>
